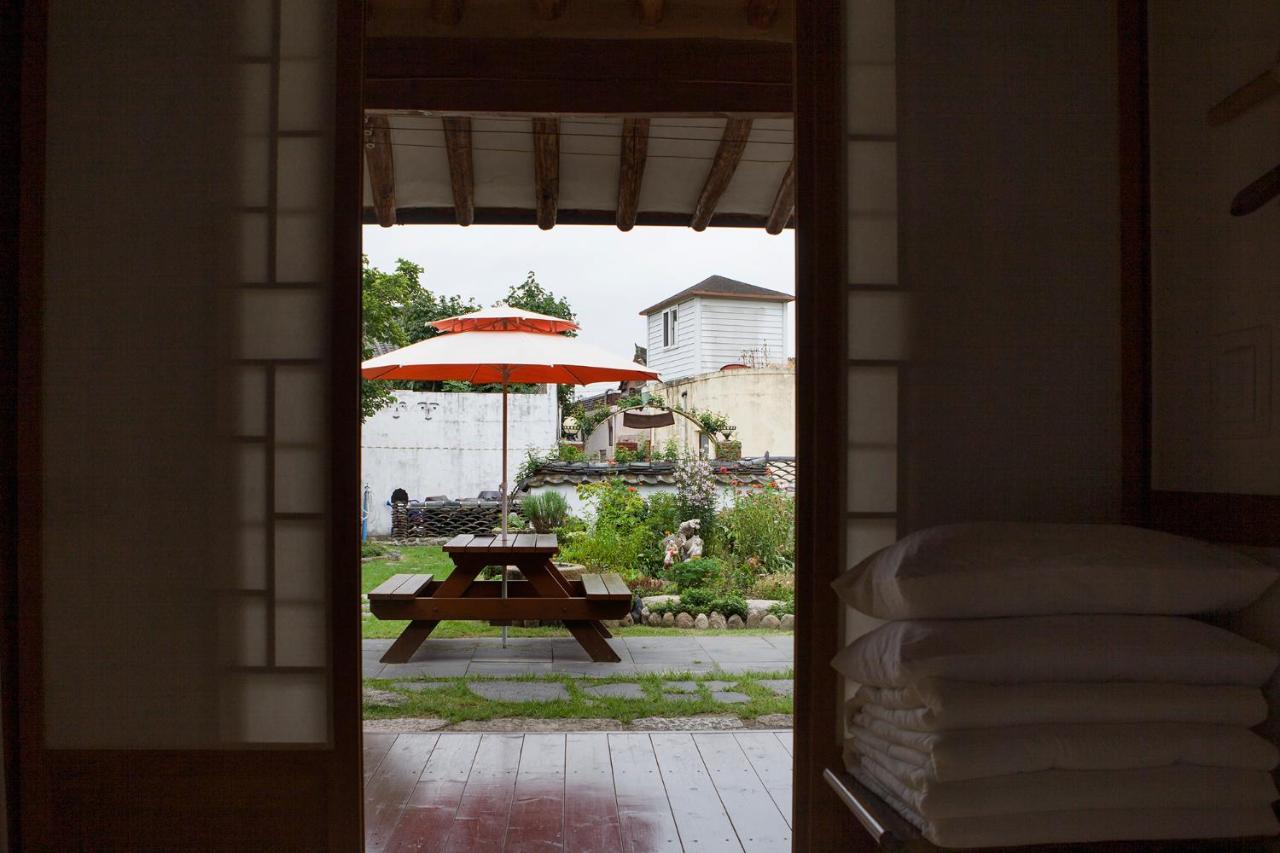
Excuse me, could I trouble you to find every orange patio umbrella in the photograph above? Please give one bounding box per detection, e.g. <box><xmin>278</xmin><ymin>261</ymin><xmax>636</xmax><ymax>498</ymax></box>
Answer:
<box><xmin>362</xmin><ymin>305</ymin><xmax>659</xmax><ymax>642</ymax></box>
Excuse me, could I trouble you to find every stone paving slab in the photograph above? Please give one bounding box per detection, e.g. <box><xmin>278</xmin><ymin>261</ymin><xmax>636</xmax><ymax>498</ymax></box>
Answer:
<box><xmin>583</xmin><ymin>683</ymin><xmax>646</xmax><ymax>699</ymax></box>
<box><xmin>394</xmin><ymin>681</ymin><xmax>452</xmax><ymax>692</ymax></box>
<box><xmin>662</xmin><ymin>692</ymin><xmax>701</xmax><ymax>702</ymax></box>
<box><xmin>468</xmin><ymin>681</ymin><xmax>570</xmax><ymax>702</ymax></box>
<box><xmin>711</xmin><ymin>691</ymin><xmax>751</xmax><ymax>704</ymax></box>
<box><xmin>757</xmin><ymin>679</ymin><xmax>793</xmax><ymax>696</ymax></box>
<box><xmin>702</xmin><ymin>680</ymin><xmax>737</xmax><ymax>692</ymax></box>
<box><xmin>362</xmin><ymin>635</ymin><xmax>791</xmax><ymax>678</ymax></box>
<box><xmin>661</xmin><ymin>681</ymin><xmax>701</xmax><ymax>693</ymax></box>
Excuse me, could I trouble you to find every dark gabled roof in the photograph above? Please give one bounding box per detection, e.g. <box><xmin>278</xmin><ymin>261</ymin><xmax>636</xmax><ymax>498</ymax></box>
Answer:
<box><xmin>638</xmin><ymin>275</ymin><xmax>795</xmax><ymax>316</ymax></box>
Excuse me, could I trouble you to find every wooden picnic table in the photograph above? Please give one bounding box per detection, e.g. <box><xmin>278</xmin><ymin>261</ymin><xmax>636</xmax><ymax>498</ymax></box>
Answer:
<box><xmin>367</xmin><ymin>533</ymin><xmax>633</xmax><ymax>664</ymax></box>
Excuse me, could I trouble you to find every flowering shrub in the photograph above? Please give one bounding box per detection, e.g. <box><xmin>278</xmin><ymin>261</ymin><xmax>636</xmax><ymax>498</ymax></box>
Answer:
<box><xmin>674</xmin><ymin>454</ymin><xmax>719</xmax><ymax>547</ymax></box>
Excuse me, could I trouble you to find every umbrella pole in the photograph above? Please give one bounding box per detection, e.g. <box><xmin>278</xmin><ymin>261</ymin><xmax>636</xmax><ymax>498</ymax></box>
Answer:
<box><xmin>501</xmin><ymin>377</ymin><xmax>508</xmax><ymax>648</ymax></box>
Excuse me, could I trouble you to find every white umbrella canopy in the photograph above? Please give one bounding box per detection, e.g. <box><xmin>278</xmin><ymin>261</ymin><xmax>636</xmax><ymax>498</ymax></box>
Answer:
<box><xmin>361</xmin><ymin>329</ymin><xmax>658</xmax><ymax>385</ymax></box>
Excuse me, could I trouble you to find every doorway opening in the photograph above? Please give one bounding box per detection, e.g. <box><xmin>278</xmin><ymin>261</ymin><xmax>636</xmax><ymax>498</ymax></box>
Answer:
<box><xmin>356</xmin><ymin>105</ymin><xmax>799</xmax><ymax>851</ymax></box>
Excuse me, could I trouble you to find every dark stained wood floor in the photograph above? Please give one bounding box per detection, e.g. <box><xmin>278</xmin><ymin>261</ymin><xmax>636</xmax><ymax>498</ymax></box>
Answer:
<box><xmin>364</xmin><ymin>731</ymin><xmax>793</xmax><ymax>852</ymax></box>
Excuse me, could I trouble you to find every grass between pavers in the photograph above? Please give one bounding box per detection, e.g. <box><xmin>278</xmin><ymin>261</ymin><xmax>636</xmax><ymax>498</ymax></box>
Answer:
<box><xmin>362</xmin><ymin>545</ymin><xmax>793</xmax><ymax>640</ymax></box>
<box><xmin>363</xmin><ymin>669</ymin><xmax>794</xmax><ymax>724</ymax></box>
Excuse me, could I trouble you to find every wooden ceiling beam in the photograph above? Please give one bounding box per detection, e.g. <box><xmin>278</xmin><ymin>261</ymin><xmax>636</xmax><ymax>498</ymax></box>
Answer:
<box><xmin>532</xmin><ymin>117</ymin><xmax>560</xmax><ymax>230</ymax></box>
<box><xmin>363</xmin><ymin>114</ymin><xmax>396</xmax><ymax>227</ymax></box>
<box><xmin>637</xmin><ymin>0</ymin><xmax>664</xmax><ymax>26</ymax></box>
<box><xmin>765</xmin><ymin>158</ymin><xmax>795</xmax><ymax>234</ymax></box>
<box><xmin>691</xmin><ymin>118</ymin><xmax>753</xmax><ymax>231</ymax></box>
<box><xmin>364</xmin><ymin>37</ymin><xmax>792</xmax><ymax>114</ymax></box>
<box><xmin>531</xmin><ymin>0</ymin><xmax>567</xmax><ymax>19</ymax></box>
<box><xmin>431</xmin><ymin>0</ymin><xmax>464</xmax><ymax>25</ymax></box>
<box><xmin>744</xmin><ymin>0</ymin><xmax>781</xmax><ymax>29</ymax></box>
<box><xmin>616</xmin><ymin>118</ymin><xmax>650</xmax><ymax>232</ymax></box>
<box><xmin>441</xmin><ymin>116</ymin><xmax>475</xmax><ymax>226</ymax></box>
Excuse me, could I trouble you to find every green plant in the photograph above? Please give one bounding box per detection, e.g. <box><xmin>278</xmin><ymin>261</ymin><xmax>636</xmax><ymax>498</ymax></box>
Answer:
<box><xmin>361</xmin><ymin>542</ymin><xmax>388</xmax><ymax>558</ymax></box>
<box><xmin>555</xmin><ymin>479</ymin><xmax>650</xmax><ymax>579</ymax></box>
<box><xmin>768</xmin><ymin>593</ymin><xmax>795</xmax><ymax>618</ymax></box>
<box><xmin>749</xmin><ymin>573</ymin><xmax>795</xmax><ymax>601</ymax></box>
<box><xmin>521</xmin><ymin>491</ymin><xmax>569</xmax><ymax>533</ymax></box>
<box><xmin>666</xmin><ymin>556</ymin><xmax>723</xmax><ymax>592</ymax></box>
<box><xmin>720</xmin><ymin>487</ymin><xmax>794</xmax><ymax>574</ymax></box>
<box><xmin>674</xmin><ymin>455</ymin><xmax>719</xmax><ymax>548</ymax></box>
<box><xmin>658</xmin><ymin>439</ymin><xmax>681</xmax><ymax>461</ymax></box>
<box><xmin>613</xmin><ymin>445</ymin><xmax>641</xmax><ymax>464</ymax></box>
<box><xmin>693</xmin><ymin>408</ymin><xmax>732</xmax><ymax>437</ymax></box>
<box><xmin>649</xmin><ymin>586</ymin><xmax>748</xmax><ymax>620</ymax></box>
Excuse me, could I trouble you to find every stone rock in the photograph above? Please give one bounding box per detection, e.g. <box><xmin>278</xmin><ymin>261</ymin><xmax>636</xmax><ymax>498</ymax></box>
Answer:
<box><xmin>601</xmin><ymin>619</ymin><xmax>622</xmax><ymax>628</ymax></box>
<box><xmin>708</xmin><ymin>614</ymin><xmax>727</xmax><ymax>630</ymax></box>
<box><xmin>727</xmin><ymin>614</ymin><xmax>744</xmax><ymax>630</ymax></box>
<box><xmin>630</xmin><ymin>714</ymin><xmax>743</xmax><ymax>731</ymax></box>
<box><xmin>554</xmin><ymin>563</ymin><xmax>584</xmax><ymax>581</ymax></box>
<box><xmin>711</xmin><ymin>691</ymin><xmax>751</xmax><ymax>704</ymax></box>
<box><xmin>675</xmin><ymin>612</ymin><xmax>695</xmax><ymax>629</ymax></box>
<box><xmin>745</xmin><ymin>599</ymin><xmax>782</xmax><ymax>611</ymax></box>
<box><xmin>640</xmin><ymin>607</ymin><xmax>651</xmax><ymax>619</ymax></box>
<box><xmin>761</xmin><ymin>614</ymin><xmax>782</xmax><ymax>629</ymax></box>
<box><xmin>363</xmin><ymin>688</ymin><xmax>405</xmax><ymax>706</ymax></box>
<box><xmin>643</xmin><ymin>594</ymin><xmax>679</xmax><ymax>607</ymax></box>
<box><xmin>662</xmin><ymin>612</ymin><xmax>675</xmax><ymax>627</ymax></box>
<box><xmin>621</xmin><ymin>613</ymin><xmax>634</xmax><ymax>627</ymax></box>
<box><xmin>694</xmin><ymin>614</ymin><xmax>709</xmax><ymax>630</ymax></box>
<box><xmin>709</xmin><ymin>611</ymin><xmax>723</xmax><ymax>622</ymax></box>
<box><xmin>753</xmin><ymin>713</ymin><xmax>794</xmax><ymax>729</ymax></box>
<box><xmin>745</xmin><ymin>610</ymin><xmax>764</xmax><ymax>628</ymax></box>
<box><xmin>584</xmin><ymin>682</ymin><xmax>646</xmax><ymax>699</ymax></box>
<box><xmin>468</xmin><ymin>682</ymin><xmax>570</xmax><ymax>702</ymax></box>
<box><xmin>780</xmin><ymin>614</ymin><xmax>796</xmax><ymax>630</ymax></box>
<box><xmin>648</xmin><ymin>613</ymin><xmax>663</xmax><ymax>627</ymax></box>
<box><xmin>661</xmin><ymin>681</ymin><xmax>700</xmax><ymax>693</ymax></box>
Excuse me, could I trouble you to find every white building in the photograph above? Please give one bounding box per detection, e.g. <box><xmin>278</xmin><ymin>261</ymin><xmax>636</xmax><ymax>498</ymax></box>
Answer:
<box><xmin>640</xmin><ymin>275</ymin><xmax>794</xmax><ymax>382</ymax></box>
<box><xmin>361</xmin><ymin>386</ymin><xmax>559</xmax><ymax>536</ymax></box>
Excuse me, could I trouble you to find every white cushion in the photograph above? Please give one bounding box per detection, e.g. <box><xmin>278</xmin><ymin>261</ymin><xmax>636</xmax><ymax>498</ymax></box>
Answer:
<box><xmin>831</xmin><ymin>615</ymin><xmax>1280</xmax><ymax>688</ymax></box>
<box><xmin>833</xmin><ymin>522</ymin><xmax>1279</xmax><ymax>619</ymax></box>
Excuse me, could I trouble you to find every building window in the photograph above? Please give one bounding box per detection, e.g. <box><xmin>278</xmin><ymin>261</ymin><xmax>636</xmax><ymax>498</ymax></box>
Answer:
<box><xmin>663</xmin><ymin>308</ymin><xmax>678</xmax><ymax>347</ymax></box>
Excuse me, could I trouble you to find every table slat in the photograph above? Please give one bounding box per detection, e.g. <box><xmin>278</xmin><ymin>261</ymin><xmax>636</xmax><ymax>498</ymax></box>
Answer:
<box><xmin>369</xmin><ymin>573</ymin><xmax>415</xmax><ymax>599</ymax></box>
<box><xmin>602</xmin><ymin>573</ymin><xmax>632</xmax><ymax>599</ymax></box>
<box><xmin>443</xmin><ymin>534</ymin><xmax>475</xmax><ymax>552</ymax></box>
<box><xmin>581</xmin><ymin>574</ymin><xmax>610</xmax><ymax>599</ymax></box>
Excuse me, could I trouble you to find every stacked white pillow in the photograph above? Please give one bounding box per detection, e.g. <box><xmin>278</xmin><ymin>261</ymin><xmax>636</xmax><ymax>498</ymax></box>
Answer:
<box><xmin>831</xmin><ymin>523</ymin><xmax>1280</xmax><ymax>849</ymax></box>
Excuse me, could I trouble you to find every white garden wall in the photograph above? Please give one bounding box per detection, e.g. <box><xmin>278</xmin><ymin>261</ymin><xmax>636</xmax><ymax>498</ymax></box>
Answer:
<box><xmin>361</xmin><ymin>386</ymin><xmax>559</xmax><ymax>536</ymax></box>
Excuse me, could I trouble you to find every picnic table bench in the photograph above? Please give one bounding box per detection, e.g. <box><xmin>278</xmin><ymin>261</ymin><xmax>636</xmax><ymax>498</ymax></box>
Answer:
<box><xmin>368</xmin><ymin>532</ymin><xmax>632</xmax><ymax>663</ymax></box>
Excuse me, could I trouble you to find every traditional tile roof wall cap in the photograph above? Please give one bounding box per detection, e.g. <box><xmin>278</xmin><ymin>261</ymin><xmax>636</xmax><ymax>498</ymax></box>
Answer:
<box><xmin>518</xmin><ymin>457</ymin><xmax>796</xmax><ymax>492</ymax></box>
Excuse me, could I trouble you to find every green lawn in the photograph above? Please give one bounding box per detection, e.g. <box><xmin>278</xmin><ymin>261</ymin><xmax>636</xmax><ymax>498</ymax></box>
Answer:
<box><xmin>363</xmin><ymin>670</ymin><xmax>794</xmax><ymax>723</ymax></box>
<box><xmin>361</xmin><ymin>545</ymin><xmax>793</xmax><ymax>640</ymax></box>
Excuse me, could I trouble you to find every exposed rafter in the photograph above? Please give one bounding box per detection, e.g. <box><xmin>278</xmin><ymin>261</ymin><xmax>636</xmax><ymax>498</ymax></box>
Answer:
<box><xmin>637</xmin><ymin>0</ymin><xmax>664</xmax><ymax>26</ymax></box>
<box><xmin>616</xmin><ymin>118</ymin><xmax>650</xmax><ymax>232</ymax></box>
<box><xmin>363</xmin><ymin>114</ymin><xmax>396</xmax><ymax>228</ymax></box>
<box><xmin>531</xmin><ymin>0</ymin><xmax>567</xmax><ymax>19</ymax></box>
<box><xmin>532</xmin><ymin>117</ymin><xmax>560</xmax><ymax>230</ymax></box>
<box><xmin>441</xmin><ymin>117</ymin><xmax>475</xmax><ymax>226</ymax></box>
<box><xmin>691</xmin><ymin>118</ymin><xmax>753</xmax><ymax>231</ymax></box>
<box><xmin>431</xmin><ymin>0</ymin><xmax>464</xmax><ymax>24</ymax></box>
<box><xmin>765</xmin><ymin>158</ymin><xmax>795</xmax><ymax>234</ymax></box>
<box><xmin>744</xmin><ymin>0</ymin><xmax>781</xmax><ymax>29</ymax></box>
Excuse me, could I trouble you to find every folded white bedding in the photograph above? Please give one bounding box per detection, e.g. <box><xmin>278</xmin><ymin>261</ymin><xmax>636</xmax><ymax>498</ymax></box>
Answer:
<box><xmin>845</xmin><ymin>678</ymin><xmax>1270</xmax><ymax>729</ymax></box>
<box><xmin>848</xmin><ymin>764</ymin><xmax>1280</xmax><ymax>849</ymax></box>
<box><xmin>831</xmin><ymin>615</ymin><xmax>1279</xmax><ymax>688</ymax></box>
<box><xmin>832</xmin><ymin>522</ymin><xmax>1279</xmax><ymax>620</ymax></box>
<box><xmin>852</xmin><ymin>752</ymin><xmax>1279</xmax><ymax>819</ymax></box>
<box><xmin>847</xmin><ymin>716</ymin><xmax>1279</xmax><ymax>780</ymax></box>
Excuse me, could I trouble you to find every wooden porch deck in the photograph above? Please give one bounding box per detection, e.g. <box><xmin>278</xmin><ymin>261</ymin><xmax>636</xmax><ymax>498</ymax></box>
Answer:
<box><xmin>364</xmin><ymin>731</ymin><xmax>794</xmax><ymax>852</ymax></box>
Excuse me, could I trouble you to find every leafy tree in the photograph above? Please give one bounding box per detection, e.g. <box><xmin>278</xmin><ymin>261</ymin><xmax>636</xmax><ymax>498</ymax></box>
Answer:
<box><xmin>361</xmin><ymin>256</ymin><xmax>417</xmax><ymax>420</ymax></box>
<box><xmin>500</xmin><ymin>271</ymin><xmax>577</xmax><ymax>409</ymax></box>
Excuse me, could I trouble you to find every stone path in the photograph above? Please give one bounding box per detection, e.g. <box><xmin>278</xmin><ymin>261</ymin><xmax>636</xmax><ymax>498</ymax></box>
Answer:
<box><xmin>362</xmin><ymin>635</ymin><xmax>793</xmax><ymax>679</ymax></box>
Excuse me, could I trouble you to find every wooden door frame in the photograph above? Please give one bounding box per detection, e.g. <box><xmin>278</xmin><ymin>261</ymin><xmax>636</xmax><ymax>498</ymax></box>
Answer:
<box><xmin>3</xmin><ymin>1</ymin><xmax>365</xmax><ymax>847</ymax></box>
<box><xmin>792</xmin><ymin>0</ymin><xmax>865</xmax><ymax>849</ymax></box>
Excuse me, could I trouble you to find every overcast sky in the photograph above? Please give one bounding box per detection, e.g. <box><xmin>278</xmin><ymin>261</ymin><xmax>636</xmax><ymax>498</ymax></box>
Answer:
<box><xmin>363</xmin><ymin>224</ymin><xmax>795</xmax><ymax>394</ymax></box>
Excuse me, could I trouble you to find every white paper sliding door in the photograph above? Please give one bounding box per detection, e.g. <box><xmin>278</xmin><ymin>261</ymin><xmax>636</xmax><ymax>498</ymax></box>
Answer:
<box><xmin>21</xmin><ymin>0</ymin><xmax>362</xmax><ymax>847</ymax></box>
